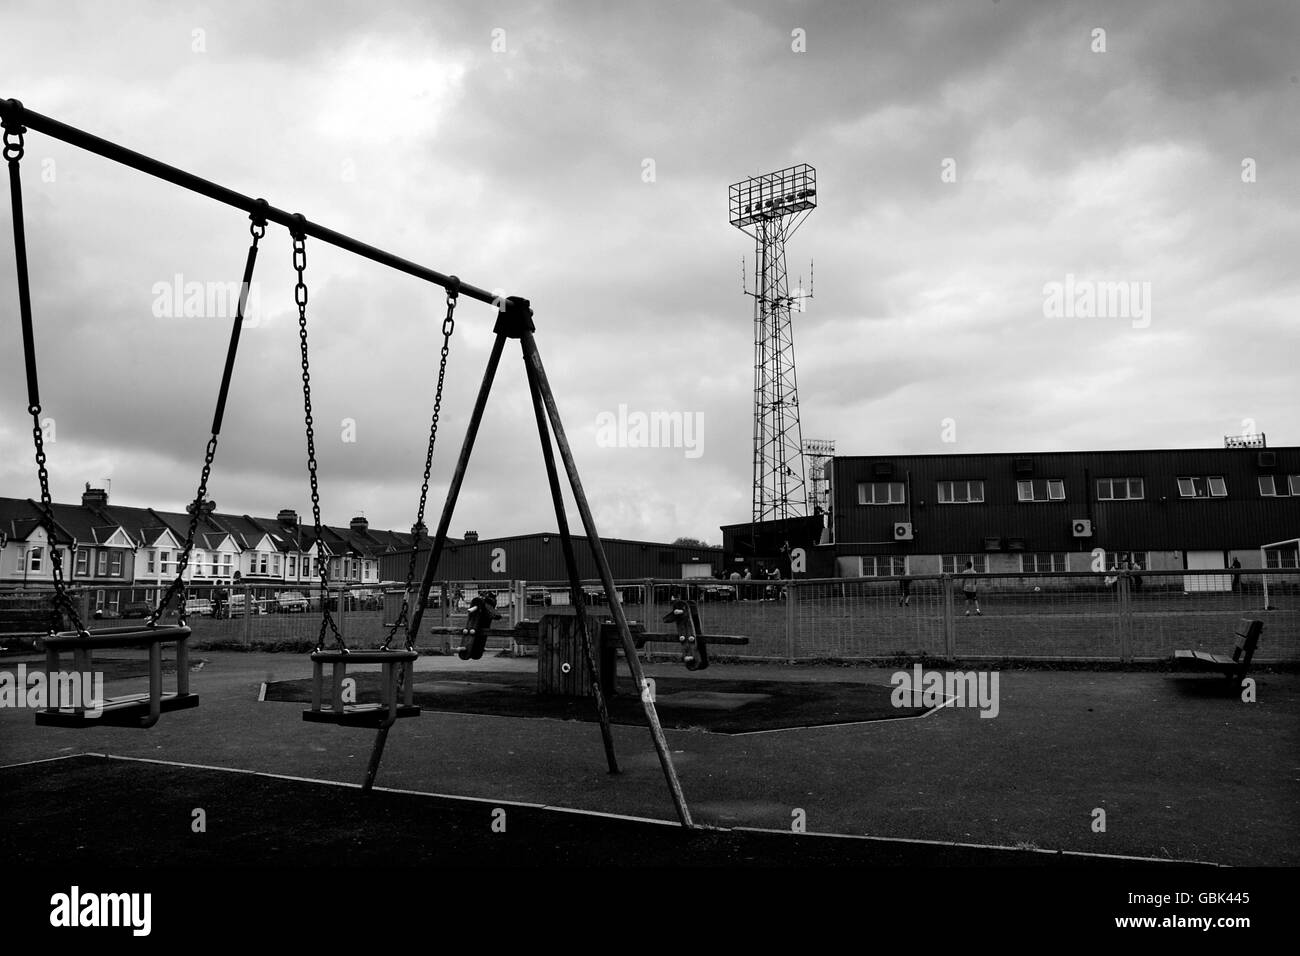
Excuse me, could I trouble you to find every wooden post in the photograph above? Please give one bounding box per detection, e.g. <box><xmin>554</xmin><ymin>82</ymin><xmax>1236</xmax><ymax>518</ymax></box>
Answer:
<box><xmin>520</xmin><ymin>326</ymin><xmax>693</xmax><ymax>828</ymax></box>
<box><xmin>522</xmin><ymin>346</ymin><xmax>619</xmax><ymax>773</ymax></box>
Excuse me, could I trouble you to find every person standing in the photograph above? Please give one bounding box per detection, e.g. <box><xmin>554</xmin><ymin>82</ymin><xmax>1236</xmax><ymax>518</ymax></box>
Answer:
<box><xmin>898</xmin><ymin>575</ymin><xmax>912</xmax><ymax>607</ymax></box>
<box><xmin>961</xmin><ymin>560</ymin><xmax>981</xmax><ymax>615</ymax></box>
<box><xmin>1230</xmin><ymin>556</ymin><xmax>1241</xmax><ymax>592</ymax></box>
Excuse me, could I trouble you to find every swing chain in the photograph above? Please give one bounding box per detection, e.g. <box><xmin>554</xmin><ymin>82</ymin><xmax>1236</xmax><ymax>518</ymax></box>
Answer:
<box><xmin>29</xmin><ymin>405</ymin><xmax>85</xmax><ymax>634</ymax></box>
<box><xmin>292</xmin><ymin>223</ymin><xmax>344</xmax><ymax>652</ymax></box>
<box><xmin>150</xmin><ymin>216</ymin><xmax>266</xmax><ymax>624</ymax></box>
<box><xmin>383</xmin><ymin>277</ymin><xmax>459</xmax><ymax>650</ymax></box>
<box><xmin>5</xmin><ymin>110</ymin><xmax>80</xmax><ymax>633</ymax></box>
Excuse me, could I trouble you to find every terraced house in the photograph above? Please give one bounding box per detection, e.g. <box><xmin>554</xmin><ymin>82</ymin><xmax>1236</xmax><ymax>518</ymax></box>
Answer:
<box><xmin>0</xmin><ymin>485</ymin><xmax>423</xmax><ymax>608</ymax></box>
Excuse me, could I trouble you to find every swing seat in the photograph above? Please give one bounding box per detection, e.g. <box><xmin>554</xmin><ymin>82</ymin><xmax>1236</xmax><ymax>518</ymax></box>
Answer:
<box><xmin>303</xmin><ymin>648</ymin><xmax>421</xmax><ymax>728</ymax></box>
<box><xmin>35</xmin><ymin>624</ymin><xmax>198</xmax><ymax>729</ymax></box>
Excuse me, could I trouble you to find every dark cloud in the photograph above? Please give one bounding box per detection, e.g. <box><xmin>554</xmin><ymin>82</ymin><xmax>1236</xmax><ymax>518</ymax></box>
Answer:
<box><xmin>1</xmin><ymin>0</ymin><xmax>1295</xmax><ymax>544</ymax></box>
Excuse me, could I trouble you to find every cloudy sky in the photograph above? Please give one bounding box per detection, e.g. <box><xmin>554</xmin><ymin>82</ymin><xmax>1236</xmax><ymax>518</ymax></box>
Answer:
<box><xmin>1</xmin><ymin>0</ymin><xmax>1296</xmax><ymax>546</ymax></box>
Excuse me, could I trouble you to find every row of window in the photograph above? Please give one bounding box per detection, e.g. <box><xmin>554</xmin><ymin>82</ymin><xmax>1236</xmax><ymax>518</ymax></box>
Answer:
<box><xmin>10</xmin><ymin>547</ymin><xmax>374</xmax><ymax>579</ymax></box>
<box><xmin>856</xmin><ymin>549</ymin><xmax>1300</xmax><ymax>575</ymax></box>
<box><xmin>858</xmin><ymin>475</ymin><xmax>1300</xmax><ymax>505</ymax></box>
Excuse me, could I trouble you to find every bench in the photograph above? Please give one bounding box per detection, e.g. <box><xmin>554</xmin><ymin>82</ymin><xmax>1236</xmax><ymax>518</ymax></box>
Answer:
<box><xmin>1174</xmin><ymin>618</ymin><xmax>1263</xmax><ymax>688</ymax></box>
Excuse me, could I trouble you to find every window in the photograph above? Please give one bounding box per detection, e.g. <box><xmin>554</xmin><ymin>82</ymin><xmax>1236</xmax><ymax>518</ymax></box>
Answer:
<box><xmin>938</xmin><ymin>480</ymin><xmax>984</xmax><ymax>504</ymax></box>
<box><xmin>1258</xmin><ymin>476</ymin><xmax>1292</xmax><ymax>496</ymax></box>
<box><xmin>942</xmin><ymin>554</ymin><xmax>988</xmax><ymax>574</ymax></box>
<box><xmin>1105</xmin><ymin>551</ymin><xmax>1148</xmax><ymax>571</ymax></box>
<box><xmin>1022</xmin><ymin>553</ymin><xmax>1067</xmax><ymax>573</ymax></box>
<box><xmin>161</xmin><ymin>551</ymin><xmax>172</xmax><ymax>575</ymax></box>
<box><xmin>1265</xmin><ymin>548</ymin><xmax>1299</xmax><ymax>569</ymax></box>
<box><xmin>75</xmin><ymin>549</ymin><xmax>89</xmax><ymax>576</ymax></box>
<box><xmin>1017</xmin><ymin>479</ymin><xmax>1066</xmax><ymax>502</ymax></box>
<box><xmin>288</xmin><ymin>555</ymin><xmax>297</xmax><ymax>578</ymax></box>
<box><xmin>857</xmin><ymin>481</ymin><xmax>905</xmax><ymax>505</ymax></box>
<box><xmin>258</xmin><ymin>552</ymin><xmax>268</xmax><ymax>575</ymax></box>
<box><xmin>272</xmin><ymin>554</ymin><xmax>281</xmax><ymax>576</ymax></box>
<box><xmin>1097</xmin><ymin>477</ymin><xmax>1144</xmax><ymax>500</ymax></box>
<box><xmin>193</xmin><ymin>551</ymin><xmax>205</xmax><ymax>575</ymax></box>
<box><xmin>28</xmin><ymin>546</ymin><xmax>44</xmax><ymax>573</ymax></box>
<box><xmin>97</xmin><ymin>551</ymin><xmax>108</xmax><ymax>575</ymax></box>
<box><xmin>1178</xmin><ymin>476</ymin><xmax>1226</xmax><ymax>498</ymax></box>
<box><xmin>223</xmin><ymin>553</ymin><xmax>233</xmax><ymax>577</ymax></box>
<box><xmin>1292</xmin><ymin>476</ymin><xmax>1300</xmax><ymax>496</ymax></box>
<box><xmin>146</xmin><ymin>549</ymin><xmax>156</xmax><ymax>573</ymax></box>
<box><xmin>861</xmin><ymin>555</ymin><xmax>906</xmax><ymax>576</ymax></box>
<box><xmin>109</xmin><ymin>552</ymin><xmax>123</xmax><ymax>577</ymax></box>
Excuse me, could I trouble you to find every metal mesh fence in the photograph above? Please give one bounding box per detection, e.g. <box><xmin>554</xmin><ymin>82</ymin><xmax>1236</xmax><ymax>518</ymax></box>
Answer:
<box><xmin>5</xmin><ymin>569</ymin><xmax>1296</xmax><ymax>661</ymax></box>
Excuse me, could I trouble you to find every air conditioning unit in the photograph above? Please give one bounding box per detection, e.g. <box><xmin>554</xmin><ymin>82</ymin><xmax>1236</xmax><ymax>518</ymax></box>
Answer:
<box><xmin>893</xmin><ymin>522</ymin><xmax>914</xmax><ymax>541</ymax></box>
<box><xmin>983</xmin><ymin>536</ymin><xmax>1003</xmax><ymax>552</ymax></box>
<box><xmin>1258</xmin><ymin>451</ymin><xmax>1278</xmax><ymax>468</ymax></box>
<box><xmin>1013</xmin><ymin>457</ymin><xmax>1034</xmax><ymax>475</ymax></box>
<box><xmin>1071</xmin><ymin>518</ymin><xmax>1093</xmax><ymax>538</ymax></box>
<box><xmin>873</xmin><ymin>462</ymin><xmax>895</xmax><ymax>478</ymax></box>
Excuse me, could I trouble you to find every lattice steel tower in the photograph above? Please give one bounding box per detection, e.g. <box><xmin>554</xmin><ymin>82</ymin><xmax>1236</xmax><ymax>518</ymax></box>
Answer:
<box><xmin>729</xmin><ymin>164</ymin><xmax>817</xmax><ymax>523</ymax></box>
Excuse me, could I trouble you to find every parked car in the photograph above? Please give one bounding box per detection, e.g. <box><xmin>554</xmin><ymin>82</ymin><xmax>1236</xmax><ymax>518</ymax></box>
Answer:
<box><xmin>218</xmin><ymin>594</ymin><xmax>266</xmax><ymax>618</ymax></box>
<box><xmin>121</xmin><ymin>602</ymin><xmax>152</xmax><ymax>619</ymax></box>
<box><xmin>183</xmin><ymin>598</ymin><xmax>213</xmax><ymax>617</ymax></box>
<box><xmin>276</xmin><ymin>591</ymin><xmax>308</xmax><ymax>613</ymax></box>
<box><xmin>702</xmin><ymin>584</ymin><xmax>737</xmax><ymax>602</ymax></box>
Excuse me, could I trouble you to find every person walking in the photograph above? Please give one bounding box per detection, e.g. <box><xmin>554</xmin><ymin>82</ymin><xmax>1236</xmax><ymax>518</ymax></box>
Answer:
<box><xmin>961</xmin><ymin>560</ymin><xmax>981</xmax><ymax>615</ymax></box>
<box><xmin>898</xmin><ymin>575</ymin><xmax>912</xmax><ymax>607</ymax></box>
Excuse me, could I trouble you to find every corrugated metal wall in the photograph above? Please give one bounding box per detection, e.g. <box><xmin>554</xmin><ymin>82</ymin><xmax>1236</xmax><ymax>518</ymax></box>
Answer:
<box><xmin>831</xmin><ymin>447</ymin><xmax>1300</xmax><ymax>556</ymax></box>
<box><xmin>379</xmin><ymin>534</ymin><xmax>722</xmax><ymax>583</ymax></box>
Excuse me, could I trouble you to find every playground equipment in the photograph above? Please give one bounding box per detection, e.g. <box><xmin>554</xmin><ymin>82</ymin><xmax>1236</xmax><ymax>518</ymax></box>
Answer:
<box><xmin>0</xmin><ymin>98</ymin><xmax>696</xmax><ymax>825</ymax></box>
<box><xmin>4</xmin><ymin>103</ymin><xmax>269</xmax><ymax>727</ymax></box>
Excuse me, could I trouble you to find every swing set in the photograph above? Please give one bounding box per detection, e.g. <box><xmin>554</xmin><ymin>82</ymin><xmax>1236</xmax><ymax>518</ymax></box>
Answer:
<box><xmin>2</xmin><ymin>98</ymin><xmax>694</xmax><ymax>826</ymax></box>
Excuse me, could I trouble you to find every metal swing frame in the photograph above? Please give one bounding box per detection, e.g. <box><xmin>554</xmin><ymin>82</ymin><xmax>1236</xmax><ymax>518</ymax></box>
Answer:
<box><xmin>0</xmin><ymin>98</ymin><xmax>695</xmax><ymax>826</ymax></box>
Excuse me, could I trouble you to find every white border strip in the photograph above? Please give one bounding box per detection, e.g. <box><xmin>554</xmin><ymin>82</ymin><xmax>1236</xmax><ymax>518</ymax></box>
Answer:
<box><xmin>0</xmin><ymin>752</ymin><xmax>97</xmax><ymax>771</ymax></box>
<box><xmin>91</xmin><ymin>753</ymin><xmax>681</xmax><ymax>827</ymax></box>
<box><xmin>4</xmin><ymin>752</ymin><xmax>1230</xmax><ymax>858</ymax></box>
<box><xmin>731</xmin><ymin>825</ymin><xmax>1220</xmax><ymax>866</ymax></box>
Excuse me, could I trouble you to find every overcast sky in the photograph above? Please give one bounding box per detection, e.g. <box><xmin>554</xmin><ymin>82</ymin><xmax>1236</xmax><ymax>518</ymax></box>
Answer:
<box><xmin>1</xmin><ymin>0</ymin><xmax>1296</xmax><ymax>545</ymax></box>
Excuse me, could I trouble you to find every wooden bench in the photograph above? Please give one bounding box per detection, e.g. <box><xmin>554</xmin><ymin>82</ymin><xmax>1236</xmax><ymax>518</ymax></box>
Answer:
<box><xmin>1174</xmin><ymin>618</ymin><xmax>1263</xmax><ymax>688</ymax></box>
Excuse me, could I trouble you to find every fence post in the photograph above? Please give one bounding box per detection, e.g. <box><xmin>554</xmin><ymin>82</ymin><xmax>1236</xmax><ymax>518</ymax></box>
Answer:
<box><xmin>336</xmin><ymin>587</ymin><xmax>346</xmax><ymax>641</ymax></box>
<box><xmin>942</xmin><ymin>573</ymin><xmax>955</xmax><ymax>659</ymax></box>
<box><xmin>241</xmin><ymin>584</ymin><xmax>252</xmax><ymax>646</ymax></box>
<box><xmin>785</xmin><ymin>579</ymin><xmax>797</xmax><ymax>662</ymax></box>
<box><xmin>441</xmin><ymin>581</ymin><xmax>450</xmax><ymax>626</ymax></box>
<box><xmin>1118</xmin><ymin>572</ymin><xmax>1132</xmax><ymax>663</ymax></box>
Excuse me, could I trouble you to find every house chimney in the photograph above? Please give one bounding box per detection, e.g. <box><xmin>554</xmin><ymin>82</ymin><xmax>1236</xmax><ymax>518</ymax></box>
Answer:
<box><xmin>82</xmin><ymin>482</ymin><xmax>109</xmax><ymax>508</ymax></box>
<box><xmin>350</xmin><ymin>515</ymin><xmax>369</xmax><ymax>532</ymax></box>
<box><xmin>464</xmin><ymin>530</ymin><xmax>479</xmax><ymax>543</ymax></box>
<box><xmin>277</xmin><ymin>509</ymin><xmax>299</xmax><ymax>528</ymax></box>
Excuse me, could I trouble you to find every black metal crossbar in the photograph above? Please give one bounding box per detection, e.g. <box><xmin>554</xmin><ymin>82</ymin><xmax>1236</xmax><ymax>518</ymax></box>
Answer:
<box><xmin>0</xmin><ymin>98</ymin><xmax>501</xmax><ymax>307</ymax></box>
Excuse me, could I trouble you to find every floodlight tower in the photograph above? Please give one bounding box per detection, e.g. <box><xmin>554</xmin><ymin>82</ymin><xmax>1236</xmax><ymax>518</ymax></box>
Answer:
<box><xmin>729</xmin><ymin>164</ymin><xmax>817</xmax><ymax>523</ymax></box>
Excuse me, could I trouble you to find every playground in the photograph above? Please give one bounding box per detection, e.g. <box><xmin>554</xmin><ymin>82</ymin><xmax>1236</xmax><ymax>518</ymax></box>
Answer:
<box><xmin>1</xmin><ymin>98</ymin><xmax>1294</xmax><ymax>942</ymax></box>
<box><xmin>2</xmin><ymin>648</ymin><xmax>1297</xmax><ymax>869</ymax></box>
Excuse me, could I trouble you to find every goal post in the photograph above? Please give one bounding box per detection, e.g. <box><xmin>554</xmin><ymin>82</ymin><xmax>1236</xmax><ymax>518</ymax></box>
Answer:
<box><xmin>1259</xmin><ymin>537</ymin><xmax>1300</xmax><ymax>610</ymax></box>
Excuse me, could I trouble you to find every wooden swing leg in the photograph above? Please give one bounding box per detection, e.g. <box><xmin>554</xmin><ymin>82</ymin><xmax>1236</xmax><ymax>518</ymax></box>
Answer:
<box><xmin>521</xmin><ymin>329</ymin><xmax>694</xmax><ymax>829</ymax></box>
<box><xmin>523</xmin><ymin>346</ymin><xmax>619</xmax><ymax>775</ymax></box>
